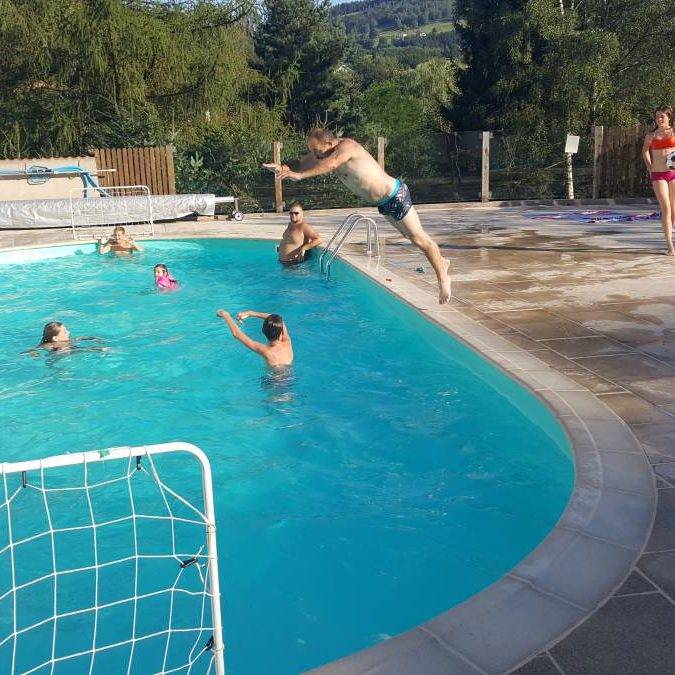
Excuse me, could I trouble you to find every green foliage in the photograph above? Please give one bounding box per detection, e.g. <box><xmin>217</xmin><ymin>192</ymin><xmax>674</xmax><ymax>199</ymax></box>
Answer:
<box><xmin>0</xmin><ymin>0</ymin><xmax>260</xmax><ymax>157</ymax></box>
<box><xmin>254</xmin><ymin>0</ymin><xmax>348</xmax><ymax>130</ymax></box>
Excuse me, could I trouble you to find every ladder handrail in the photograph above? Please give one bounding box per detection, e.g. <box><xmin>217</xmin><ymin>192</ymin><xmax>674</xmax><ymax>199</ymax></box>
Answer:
<box><xmin>320</xmin><ymin>213</ymin><xmax>380</xmax><ymax>277</ymax></box>
<box><xmin>318</xmin><ymin>212</ymin><xmax>364</xmax><ymax>271</ymax></box>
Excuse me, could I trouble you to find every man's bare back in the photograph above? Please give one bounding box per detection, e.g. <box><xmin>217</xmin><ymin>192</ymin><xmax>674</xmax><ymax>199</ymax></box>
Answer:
<box><xmin>263</xmin><ymin>128</ymin><xmax>452</xmax><ymax>303</ymax></box>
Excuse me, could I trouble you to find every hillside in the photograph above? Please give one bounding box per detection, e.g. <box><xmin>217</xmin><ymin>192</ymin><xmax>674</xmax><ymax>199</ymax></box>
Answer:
<box><xmin>331</xmin><ymin>0</ymin><xmax>455</xmax><ymax>46</ymax></box>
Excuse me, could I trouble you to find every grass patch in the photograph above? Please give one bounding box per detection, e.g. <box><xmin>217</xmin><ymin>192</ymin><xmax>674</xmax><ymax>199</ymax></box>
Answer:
<box><xmin>379</xmin><ymin>20</ymin><xmax>454</xmax><ymax>39</ymax></box>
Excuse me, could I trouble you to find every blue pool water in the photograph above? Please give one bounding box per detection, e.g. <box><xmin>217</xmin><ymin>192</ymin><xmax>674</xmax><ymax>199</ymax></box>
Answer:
<box><xmin>0</xmin><ymin>239</ymin><xmax>573</xmax><ymax>674</ymax></box>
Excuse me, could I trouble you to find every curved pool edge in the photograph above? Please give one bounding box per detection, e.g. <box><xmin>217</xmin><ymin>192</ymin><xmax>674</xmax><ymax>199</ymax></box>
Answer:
<box><xmin>305</xmin><ymin>251</ymin><xmax>656</xmax><ymax>675</ymax></box>
<box><xmin>0</xmin><ymin>232</ymin><xmax>656</xmax><ymax>674</ymax></box>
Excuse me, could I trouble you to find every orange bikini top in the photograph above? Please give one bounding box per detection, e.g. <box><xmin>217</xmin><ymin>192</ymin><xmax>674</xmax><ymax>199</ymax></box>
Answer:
<box><xmin>651</xmin><ymin>134</ymin><xmax>675</xmax><ymax>150</ymax></box>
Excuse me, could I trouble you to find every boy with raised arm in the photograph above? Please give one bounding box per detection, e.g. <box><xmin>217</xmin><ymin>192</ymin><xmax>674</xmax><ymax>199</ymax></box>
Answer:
<box><xmin>216</xmin><ymin>310</ymin><xmax>293</xmax><ymax>367</ymax></box>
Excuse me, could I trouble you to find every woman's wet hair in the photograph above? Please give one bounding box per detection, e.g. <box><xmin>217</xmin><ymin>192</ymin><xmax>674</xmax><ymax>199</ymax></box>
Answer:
<box><xmin>262</xmin><ymin>314</ymin><xmax>284</xmax><ymax>342</ymax></box>
<box><xmin>41</xmin><ymin>321</ymin><xmax>63</xmax><ymax>344</ymax></box>
<box><xmin>653</xmin><ymin>105</ymin><xmax>673</xmax><ymax>130</ymax></box>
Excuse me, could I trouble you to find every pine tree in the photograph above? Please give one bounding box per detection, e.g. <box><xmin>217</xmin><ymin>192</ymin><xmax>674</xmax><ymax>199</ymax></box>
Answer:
<box><xmin>254</xmin><ymin>0</ymin><xmax>348</xmax><ymax>130</ymax></box>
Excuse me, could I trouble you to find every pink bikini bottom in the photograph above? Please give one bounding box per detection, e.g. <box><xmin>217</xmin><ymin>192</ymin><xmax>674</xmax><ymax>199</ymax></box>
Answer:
<box><xmin>651</xmin><ymin>171</ymin><xmax>675</xmax><ymax>182</ymax></box>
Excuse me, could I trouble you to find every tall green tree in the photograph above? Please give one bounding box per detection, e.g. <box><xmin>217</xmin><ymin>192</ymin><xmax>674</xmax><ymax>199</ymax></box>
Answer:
<box><xmin>254</xmin><ymin>0</ymin><xmax>348</xmax><ymax>130</ymax></box>
<box><xmin>453</xmin><ymin>0</ymin><xmax>675</xmax><ymax>133</ymax></box>
<box><xmin>0</xmin><ymin>0</ymin><xmax>259</xmax><ymax>157</ymax></box>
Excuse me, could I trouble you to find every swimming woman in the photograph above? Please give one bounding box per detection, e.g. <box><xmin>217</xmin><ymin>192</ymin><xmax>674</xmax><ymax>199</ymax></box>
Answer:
<box><xmin>25</xmin><ymin>322</ymin><xmax>106</xmax><ymax>356</ymax></box>
<box><xmin>154</xmin><ymin>264</ymin><xmax>180</xmax><ymax>291</ymax></box>
<box><xmin>642</xmin><ymin>106</ymin><xmax>675</xmax><ymax>256</ymax></box>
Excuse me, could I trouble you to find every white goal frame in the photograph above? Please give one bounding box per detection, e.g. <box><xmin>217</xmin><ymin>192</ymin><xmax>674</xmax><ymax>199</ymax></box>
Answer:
<box><xmin>0</xmin><ymin>442</ymin><xmax>225</xmax><ymax>675</ymax></box>
<box><xmin>69</xmin><ymin>185</ymin><xmax>155</xmax><ymax>240</ymax></box>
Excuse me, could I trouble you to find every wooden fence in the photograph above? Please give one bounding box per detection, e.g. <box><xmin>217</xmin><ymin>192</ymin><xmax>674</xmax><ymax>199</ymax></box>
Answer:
<box><xmin>593</xmin><ymin>125</ymin><xmax>651</xmax><ymax>199</ymax></box>
<box><xmin>93</xmin><ymin>146</ymin><xmax>176</xmax><ymax>195</ymax></box>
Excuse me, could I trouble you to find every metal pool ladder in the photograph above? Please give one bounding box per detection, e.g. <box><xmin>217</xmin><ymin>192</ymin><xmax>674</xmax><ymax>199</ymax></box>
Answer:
<box><xmin>319</xmin><ymin>213</ymin><xmax>380</xmax><ymax>277</ymax></box>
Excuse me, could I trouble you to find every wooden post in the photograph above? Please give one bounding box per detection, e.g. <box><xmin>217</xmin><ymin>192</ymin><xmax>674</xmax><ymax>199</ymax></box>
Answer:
<box><xmin>273</xmin><ymin>141</ymin><xmax>283</xmax><ymax>213</ymax></box>
<box><xmin>565</xmin><ymin>153</ymin><xmax>574</xmax><ymax>199</ymax></box>
<box><xmin>377</xmin><ymin>136</ymin><xmax>386</xmax><ymax>169</ymax></box>
<box><xmin>592</xmin><ymin>125</ymin><xmax>603</xmax><ymax>199</ymax></box>
<box><xmin>480</xmin><ymin>131</ymin><xmax>490</xmax><ymax>203</ymax></box>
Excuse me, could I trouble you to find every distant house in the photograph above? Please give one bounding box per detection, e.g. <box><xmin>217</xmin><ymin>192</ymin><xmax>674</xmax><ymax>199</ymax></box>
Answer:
<box><xmin>420</xmin><ymin>32</ymin><xmax>427</xmax><ymax>37</ymax></box>
<box><xmin>335</xmin><ymin>64</ymin><xmax>354</xmax><ymax>74</ymax></box>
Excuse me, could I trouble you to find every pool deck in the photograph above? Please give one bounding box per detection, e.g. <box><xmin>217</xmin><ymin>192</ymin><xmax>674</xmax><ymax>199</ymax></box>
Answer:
<box><xmin>2</xmin><ymin>201</ymin><xmax>674</xmax><ymax>673</ymax></box>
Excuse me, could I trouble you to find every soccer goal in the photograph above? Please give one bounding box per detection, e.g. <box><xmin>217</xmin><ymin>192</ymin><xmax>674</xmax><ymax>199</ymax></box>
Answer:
<box><xmin>0</xmin><ymin>442</ymin><xmax>225</xmax><ymax>675</ymax></box>
<box><xmin>69</xmin><ymin>185</ymin><xmax>155</xmax><ymax>241</ymax></box>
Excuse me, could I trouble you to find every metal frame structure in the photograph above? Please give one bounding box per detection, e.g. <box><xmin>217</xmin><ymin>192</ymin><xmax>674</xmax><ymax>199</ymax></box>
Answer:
<box><xmin>69</xmin><ymin>184</ymin><xmax>155</xmax><ymax>240</ymax></box>
<box><xmin>319</xmin><ymin>213</ymin><xmax>380</xmax><ymax>277</ymax></box>
<box><xmin>0</xmin><ymin>442</ymin><xmax>225</xmax><ymax>675</ymax></box>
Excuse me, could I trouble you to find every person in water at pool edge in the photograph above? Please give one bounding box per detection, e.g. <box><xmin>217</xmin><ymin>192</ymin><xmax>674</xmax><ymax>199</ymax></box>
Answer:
<box><xmin>97</xmin><ymin>226</ymin><xmax>143</xmax><ymax>255</ymax></box>
<box><xmin>154</xmin><ymin>263</ymin><xmax>180</xmax><ymax>291</ymax></box>
<box><xmin>216</xmin><ymin>309</ymin><xmax>293</xmax><ymax>367</ymax></box>
<box><xmin>24</xmin><ymin>321</ymin><xmax>107</xmax><ymax>356</ymax></box>
<box><xmin>278</xmin><ymin>200</ymin><xmax>323</xmax><ymax>265</ymax></box>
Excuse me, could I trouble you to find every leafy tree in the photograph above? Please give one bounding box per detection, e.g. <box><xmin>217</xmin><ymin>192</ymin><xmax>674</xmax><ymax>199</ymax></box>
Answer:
<box><xmin>0</xmin><ymin>0</ymin><xmax>260</xmax><ymax>157</ymax></box>
<box><xmin>254</xmin><ymin>0</ymin><xmax>348</xmax><ymax>130</ymax></box>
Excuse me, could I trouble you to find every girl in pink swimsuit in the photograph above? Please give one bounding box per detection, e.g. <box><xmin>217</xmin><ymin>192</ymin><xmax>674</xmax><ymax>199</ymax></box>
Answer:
<box><xmin>154</xmin><ymin>264</ymin><xmax>180</xmax><ymax>291</ymax></box>
<box><xmin>642</xmin><ymin>105</ymin><xmax>675</xmax><ymax>256</ymax></box>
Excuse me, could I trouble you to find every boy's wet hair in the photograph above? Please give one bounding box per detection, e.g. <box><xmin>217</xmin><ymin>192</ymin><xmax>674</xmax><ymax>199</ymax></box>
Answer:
<box><xmin>288</xmin><ymin>200</ymin><xmax>304</xmax><ymax>211</ymax></box>
<box><xmin>41</xmin><ymin>321</ymin><xmax>63</xmax><ymax>344</ymax></box>
<box><xmin>262</xmin><ymin>314</ymin><xmax>284</xmax><ymax>342</ymax></box>
<box><xmin>113</xmin><ymin>225</ymin><xmax>126</xmax><ymax>235</ymax></box>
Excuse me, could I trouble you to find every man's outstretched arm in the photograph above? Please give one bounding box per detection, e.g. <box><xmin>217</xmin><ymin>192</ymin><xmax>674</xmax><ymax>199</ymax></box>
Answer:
<box><xmin>283</xmin><ymin>145</ymin><xmax>351</xmax><ymax>180</ymax></box>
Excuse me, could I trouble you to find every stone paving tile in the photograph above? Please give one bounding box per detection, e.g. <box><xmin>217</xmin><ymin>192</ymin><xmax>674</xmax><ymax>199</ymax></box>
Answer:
<box><xmin>511</xmin><ymin>654</ymin><xmax>562</xmax><ymax>674</ymax></box>
<box><xmin>654</xmin><ymin>463</ymin><xmax>675</xmax><ymax>482</ymax></box>
<box><xmin>563</xmin><ymin>370</ymin><xmax>627</xmax><ymax>395</ymax></box>
<box><xmin>574</xmin><ymin>353</ymin><xmax>675</xmax><ymax>382</ymax></box>
<box><xmin>597</xmin><ymin>393</ymin><xmax>675</xmax><ymax>424</ymax></box>
<box><xmin>645</xmin><ymin>489</ymin><xmax>675</xmax><ymax>553</ymax></box>
<box><xmin>638</xmin><ymin>552</ymin><xmax>675</xmax><ymax>600</ymax></box>
<box><xmin>626</xmin><ymin>377</ymin><xmax>675</xmax><ymax>406</ymax></box>
<box><xmin>489</xmin><ymin>310</ymin><xmax>598</xmax><ymax>340</ymax></box>
<box><xmin>550</xmin><ymin>594</ymin><xmax>675</xmax><ymax>674</ymax></box>
<box><xmin>614</xmin><ymin>570</ymin><xmax>658</xmax><ymax>596</ymax></box>
<box><xmin>539</xmin><ymin>336</ymin><xmax>632</xmax><ymax>359</ymax></box>
<box><xmin>628</xmin><ymin>423</ymin><xmax>675</xmax><ymax>462</ymax></box>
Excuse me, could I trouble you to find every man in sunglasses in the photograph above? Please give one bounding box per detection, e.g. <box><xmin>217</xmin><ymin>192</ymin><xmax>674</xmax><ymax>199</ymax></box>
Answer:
<box><xmin>278</xmin><ymin>200</ymin><xmax>323</xmax><ymax>265</ymax></box>
<box><xmin>264</xmin><ymin>128</ymin><xmax>451</xmax><ymax>303</ymax></box>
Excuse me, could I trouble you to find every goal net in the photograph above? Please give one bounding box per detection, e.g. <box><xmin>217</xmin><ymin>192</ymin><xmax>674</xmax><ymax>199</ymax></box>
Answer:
<box><xmin>0</xmin><ymin>443</ymin><xmax>224</xmax><ymax>675</ymax></box>
<box><xmin>69</xmin><ymin>185</ymin><xmax>155</xmax><ymax>240</ymax></box>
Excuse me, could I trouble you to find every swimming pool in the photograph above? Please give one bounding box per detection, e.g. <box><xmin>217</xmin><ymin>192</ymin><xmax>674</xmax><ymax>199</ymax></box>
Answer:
<box><xmin>0</xmin><ymin>239</ymin><xmax>573</xmax><ymax>674</ymax></box>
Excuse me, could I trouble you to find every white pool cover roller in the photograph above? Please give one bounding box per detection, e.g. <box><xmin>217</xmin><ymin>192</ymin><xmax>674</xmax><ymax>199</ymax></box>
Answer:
<box><xmin>0</xmin><ymin>193</ymin><xmax>216</xmax><ymax>229</ymax></box>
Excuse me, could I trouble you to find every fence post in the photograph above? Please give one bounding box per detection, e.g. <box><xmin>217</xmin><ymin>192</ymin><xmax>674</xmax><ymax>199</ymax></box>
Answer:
<box><xmin>481</xmin><ymin>131</ymin><xmax>490</xmax><ymax>203</ymax></box>
<box><xmin>273</xmin><ymin>141</ymin><xmax>283</xmax><ymax>213</ymax></box>
<box><xmin>377</xmin><ymin>136</ymin><xmax>387</xmax><ymax>169</ymax></box>
<box><xmin>565</xmin><ymin>153</ymin><xmax>575</xmax><ymax>199</ymax></box>
<box><xmin>592</xmin><ymin>126</ymin><xmax>603</xmax><ymax>199</ymax></box>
